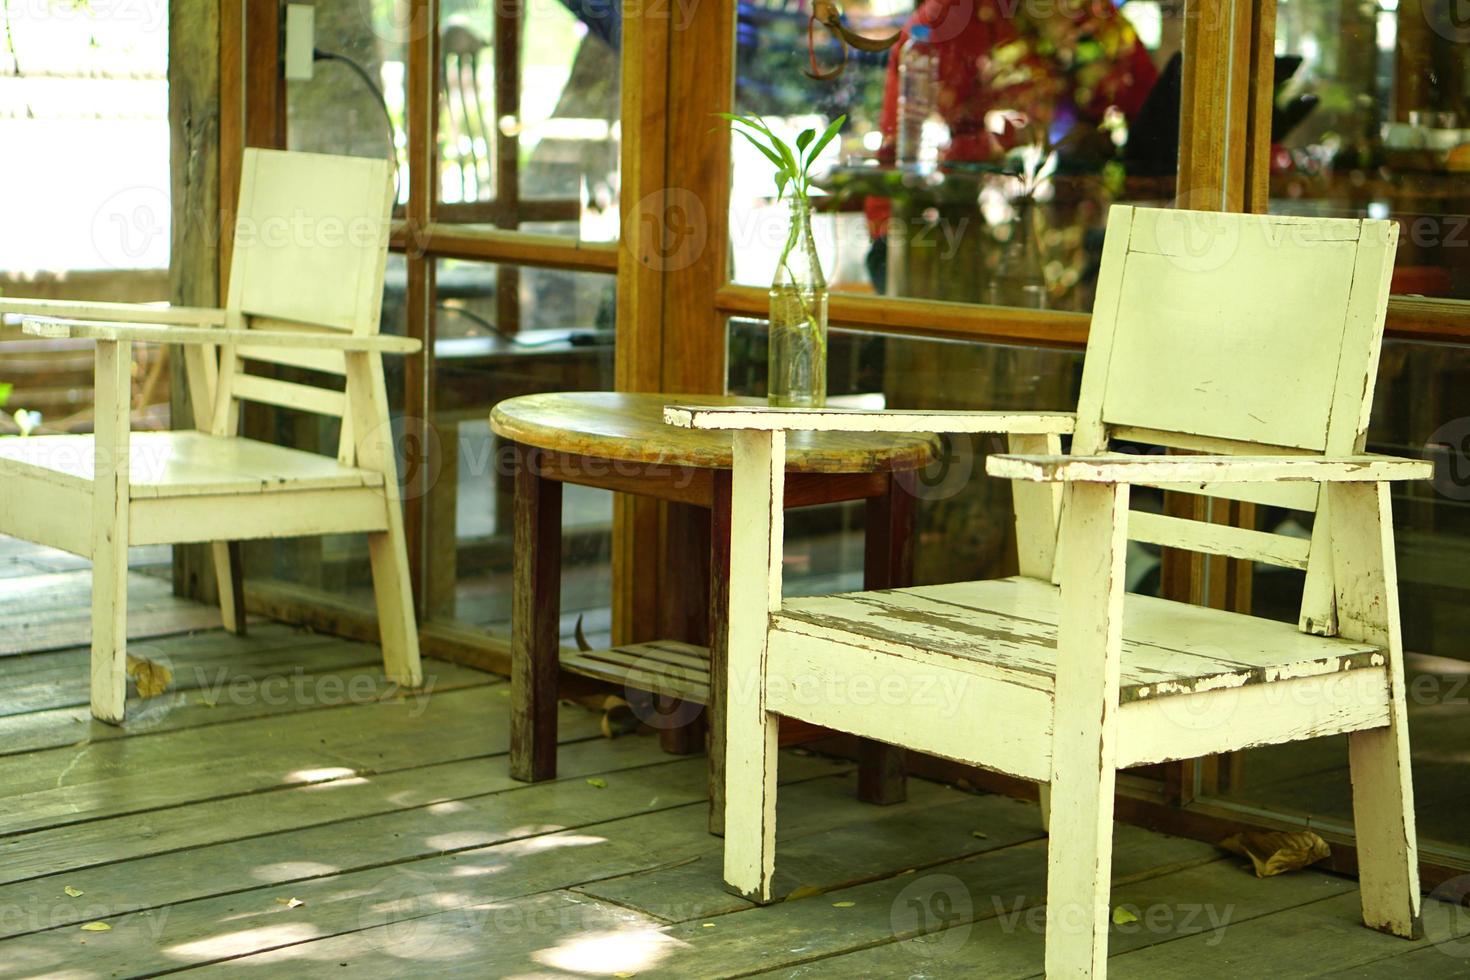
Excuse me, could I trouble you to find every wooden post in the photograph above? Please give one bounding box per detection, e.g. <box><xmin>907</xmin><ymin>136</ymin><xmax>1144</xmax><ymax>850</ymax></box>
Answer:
<box><xmin>167</xmin><ymin>0</ymin><xmax>223</xmax><ymax>608</ymax></box>
<box><xmin>857</xmin><ymin>474</ymin><xmax>914</xmax><ymax>805</ymax></box>
<box><xmin>707</xmin><ymin>469</ymin><xmax>733</xmax><ymax>834</ymax></box>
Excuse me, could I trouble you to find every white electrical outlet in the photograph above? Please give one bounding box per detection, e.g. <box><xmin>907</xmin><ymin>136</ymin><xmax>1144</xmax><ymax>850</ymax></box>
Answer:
<box><xmin>285</xmin><ymin>5</ymin><xmax>315</xmax><ymax>82</ymax></box>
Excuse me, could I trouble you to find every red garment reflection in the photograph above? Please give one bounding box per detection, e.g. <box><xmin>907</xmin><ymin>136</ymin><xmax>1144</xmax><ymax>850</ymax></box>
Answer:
<box><xmin>866</xmin><ymin>0</ymin><xmax>1158</xmax><ymax>237</ymax></box>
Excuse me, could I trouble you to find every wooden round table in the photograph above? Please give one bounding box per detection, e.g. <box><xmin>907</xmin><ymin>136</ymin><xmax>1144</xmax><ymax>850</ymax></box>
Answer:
<box><xmin>490</xmin><ymin>391</ymin><xmax>940</xmax><ymax>832</ymax></box>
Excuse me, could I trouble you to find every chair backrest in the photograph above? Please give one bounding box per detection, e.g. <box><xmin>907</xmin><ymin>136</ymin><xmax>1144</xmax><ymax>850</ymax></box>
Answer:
<box><xmin>210</xmin><ymin>149</ymin><xmax>394</xmax><ymax>463</ymax></box>
<box><xmin>1072</xmin><ymin>205</ymin><xmax>1398</xmax><ymax>633</ymax></box>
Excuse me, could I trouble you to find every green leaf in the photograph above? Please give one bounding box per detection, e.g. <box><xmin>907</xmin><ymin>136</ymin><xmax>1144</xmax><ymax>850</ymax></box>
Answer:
<box><xmin>0</xmin><ymin>382</ymin><xmax>11</xmax><ymax>408</ymax></box>
<box><xmin>795</xmin><ymin>128</ymin><xmax>815</xmax><ymax>155</ymax></box>
<box><xmin>803</xmin><ymin>115</ymin><xmax>847</xmax><ymax>176</ymax></box>
<box><xmin>731</xmin><ymin>127</ymin><xmax>787</xmax><ymax>174</ymax></box>
<box><xmin>774</xmin><ymin>171</ymin><xmax>790</xmax><ymax>201</ymax></box>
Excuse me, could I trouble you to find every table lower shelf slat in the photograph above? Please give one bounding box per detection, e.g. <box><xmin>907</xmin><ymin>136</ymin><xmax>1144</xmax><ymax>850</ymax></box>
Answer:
<box><xmin>561</xmin><ymin>640</ymin><xmax>712</xmax><ymax>704</ymax></box>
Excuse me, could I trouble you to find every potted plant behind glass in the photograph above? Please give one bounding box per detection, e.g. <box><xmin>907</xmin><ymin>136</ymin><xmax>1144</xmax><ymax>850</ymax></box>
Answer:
<box><xmin>720</xmin><ymin>112</ymin><xmax>845</xmax><ymax>407</ymax></box>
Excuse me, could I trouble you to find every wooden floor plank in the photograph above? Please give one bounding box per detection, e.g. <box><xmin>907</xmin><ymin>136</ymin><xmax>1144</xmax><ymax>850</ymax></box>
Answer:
<box><xmin>0</xmin><ymin>569</ymin><xmax>222</xmax><ymax>655</ymax></box>
<box><xmin>0</xmin><ymin>686</ymin><xmax>582</xmax><ymax>839</ymax></box>
<box><xmin>0</xmin><ymin>741</ymin><xmax>696</xmax><ymax>942</ymax></box>
<box><xmin>770</xmin><ymin>853</ymin><xmax>1353</xmax><ymax>978</ymax></box>
<box><xmin>1105</xmin><ymin>889</ymin><xmax>1470</xmax><ymax>978</ymax></box>
<box><xmin>0</xmin><ymin>657</ymin><xmax>492</xmax><ymax>757</ymax></box>
<box><xmin>0</xmin><ymin>628</ymin><xmax>386</xmax><ymax>719</ymax></box>
<box><xmin>0</xmin><ymin>728</ymin><xmax>669</xmax><ymax>889</ymax></box>
<box><xmin>0</xmin><ymin>758</ymin><xmax>852</xmax><ymax>975</ymax></box>
<box><xmin>575</xmin><ymin>789</ymin><xmax>1046</xmax><ymax>923</ymax></box>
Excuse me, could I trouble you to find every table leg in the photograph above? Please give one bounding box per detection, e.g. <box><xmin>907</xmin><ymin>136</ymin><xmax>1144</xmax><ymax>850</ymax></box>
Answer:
<box><xmin>511</xmin><ymin>443</ymin><xmax>563</xmax><ymax>782</ymax></box>
<box><xmin>858</xmin><ymin>473</ymin><xmax>912</xmax><ymax>805</ymax></box>
<box><xmin>658</xmin><ymin>500</ymin><xmax>710</xmax><ymax>756</ymax></box>
<box><xmin>707</xmin><ymin>470</ymin><xmax>733</xmax><ymax>835</ymax></box>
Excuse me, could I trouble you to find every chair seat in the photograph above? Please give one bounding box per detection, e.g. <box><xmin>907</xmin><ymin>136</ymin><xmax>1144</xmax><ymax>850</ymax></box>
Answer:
<box><xmin>775</xmin><ymin>576</ymin><xmax>1383</xmax><ymax>703</ymax></box>
<box><xmin>0</xmin><ymin>432</ymin><xmax>383</xmax><ymax>498</ymax></box>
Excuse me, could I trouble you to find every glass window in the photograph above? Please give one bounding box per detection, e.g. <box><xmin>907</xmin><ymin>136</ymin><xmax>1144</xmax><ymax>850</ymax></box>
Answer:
<box><xmin>436</xmin><ymin>0</ymin><xmax>621</xmax><ymax>242</ymax></box>
<box><xmin>729</xmin><ymin>320</ymin><xmax>1082</xmax><ymax>589</ymax></box>
<box><xmin>426</xmin><ymin>260</ymin><xmax>616</xmax><ymax>641</ymax></box>
<box><xmin>1201</xmin><ymin>339</ymin><xmax>1470</xmax><ymax>855</ymax></box>
<box><xmin>1271</xmin><ymin>0</ymin><xmax>1470</xmax><ymax>299</ymax></box>
<box><xmin>287</xmin><ymin>0</ymin><xmax>410</xmax><ymax>202</ymax></box>
<box><xmin>729</xmin><ymin>0</ymin><xmax>1181</xmax><ymax>311</ymax></box>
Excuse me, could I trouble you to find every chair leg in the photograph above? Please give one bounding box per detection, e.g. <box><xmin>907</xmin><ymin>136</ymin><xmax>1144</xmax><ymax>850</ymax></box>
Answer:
<box><xmin>368</xmin><ymin>515</ymin><xmax>422</xmax><ymax>688</ymax></box>
<box><xmin>1044</xmin><ymin>758</ymin><xmax>1117</xmax><ymax>978</ymax></box>
<box><xmin>211</xmin><ymin>541</ymin><xmax>246</xmax><ymax>635</ymax></box>
<box><xmin>92</xmin><ymin>531</ymin><xmax>129</xmax><ymax>724</ymax></box>
<box><xmin>1327</xmin><ymin>483</ymin><xmax>1421</xmax><ymax>939</ymax></box>
<box><xmin>1348</xmin><ymin>722</ymin><xmax>1422</xmax><ymax>938</ymax></box>
<box><xmin>1045</xmin><ymin>482</ymin><xmax>1129</xmax><ymax>978</ymax></box>
<box><xmin>725</xmin><ymin>703</ymin><xmax>780</xmax><ymax>903</ymax></box>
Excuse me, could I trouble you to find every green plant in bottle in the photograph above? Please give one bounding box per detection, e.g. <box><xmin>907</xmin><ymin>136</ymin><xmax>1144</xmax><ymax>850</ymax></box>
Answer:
<box><xmin>719</xmin><ymin>112</ymin><xmax>844</xmax><ymax>407</ymax></box>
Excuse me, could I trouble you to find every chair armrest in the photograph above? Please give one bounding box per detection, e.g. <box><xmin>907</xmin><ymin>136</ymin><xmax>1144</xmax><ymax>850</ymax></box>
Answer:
<box><xmin>0</xmin><ymin>298</ymin><xmax>225</xmax><ymax>327</ymax></box>
<box><xmin>987</xmin><ymin>453</ymin><xmax>1433</xmax><ymax>484</ymax></box>
<box><xmin>22</xmin><ymin>317</ymin><xmax>422</xmax><ymax>354</ymax></box>
<box><xmin>663</xmin><ymin>405</ymin><xmax>1076</xmax><ymax>435</ymax></box>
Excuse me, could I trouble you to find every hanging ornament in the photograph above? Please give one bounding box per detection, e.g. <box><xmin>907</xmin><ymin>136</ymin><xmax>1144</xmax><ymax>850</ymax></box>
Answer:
<box><xmin>805</xmin><ymin>0</ymin><xmax>903</xmax><ymax>81</ymax></box>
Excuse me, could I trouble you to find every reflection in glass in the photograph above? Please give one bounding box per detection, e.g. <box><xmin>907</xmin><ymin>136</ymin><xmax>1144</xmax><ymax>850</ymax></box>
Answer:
<box><xmin>1209</xmin><ymin>340</ymin><xmax>1470</xmax><ymax>854</ymax></box>
<box><xmin>731</xmin><ymin>0</ymin><xmax>1181</xmax><ymax>311</ymax></box>
<box><xmin>436</xmin><ymin>0</ymin><xmax>621</xmax><ymax>241</ymax></box>
<box><xmin>427</xmin><ymin>260</ymin><xmax>616</xmax><ymax>642</ymax></box>
<box><xmin>1271</xmin><ymin>0</ymin><xmax>1470</xmax><ymax>299</ymax></box>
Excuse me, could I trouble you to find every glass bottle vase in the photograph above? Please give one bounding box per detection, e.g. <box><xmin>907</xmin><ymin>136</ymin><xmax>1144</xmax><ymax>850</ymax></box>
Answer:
<box><xmin>767</xmin><ymin>197</ymin><xmax>829</xmax><ymax>407</ymax></box>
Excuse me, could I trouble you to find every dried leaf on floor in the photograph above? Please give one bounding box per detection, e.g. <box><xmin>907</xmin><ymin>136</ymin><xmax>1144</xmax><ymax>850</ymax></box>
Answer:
<box><xmin>1112</xmin><ymin>906</ymin><xmax>1139</xmax><ymax>925</ymax></box>
<box><xmin>275</xmin><ymin>897</ymin><xmax>305</xmax><ymax>909</ymax></box>
<box><xmin>1219</xmin><ymin>830</ymin><xmax>1331</xmax><ymax>877</ymax></box>
<box><xmin>125</xmin><ymin>655</ymin><xmax>173</xmax><ymax>699</ymax></box>
<box><xmin>586</xmin><ymin>777</ymin><xmax>608</xmax><ymax>789</ymax></box>
<box><xmin>785</xmin><ymin>885</ymin><xmax>822</xmax><ymax>902</ymax></box>
<box><xmin>63</xmin><ymin>886</ymin><xmax>83</xmax><ymax>898</ymax></box>
<box><xmin>80</xmin><ymin>922</ymin><xmax>111</xmax><ymax>932</ymax></box>
<box><xmin>598</xmin><ymin>696</ymin><xmax>639</xmax><ymax>739</ymax></box>
<box><xmin>832</xmin><ymin>901</ymin><xmax>856</xmax><ymax>908</ymax></box>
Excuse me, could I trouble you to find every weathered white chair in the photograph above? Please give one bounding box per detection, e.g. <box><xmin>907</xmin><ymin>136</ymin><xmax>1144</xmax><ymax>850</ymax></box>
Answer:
<box><xmin>667</xmin><ymin>206</ymin><xmax>1427</xmax><ymax>977</ymax></box>
<box><xmin>0</xmin><ymin>149</ymin><xmax>421</xmax><ymax>723</ymax></box>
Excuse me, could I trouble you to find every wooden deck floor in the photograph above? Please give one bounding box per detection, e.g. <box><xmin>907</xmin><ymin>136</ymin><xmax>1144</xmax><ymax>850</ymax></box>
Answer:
<box><xmin>4</xmin><ymin>563</ymin><xmax>1470</xmax><ymax>976</ymax></box>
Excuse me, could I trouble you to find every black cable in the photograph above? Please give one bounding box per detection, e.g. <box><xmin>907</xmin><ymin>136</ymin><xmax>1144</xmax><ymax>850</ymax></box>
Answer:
<box><xmin>312</xmin><ymin>48</ymin><xmax>402</xmax><ymax>203</ymax></box>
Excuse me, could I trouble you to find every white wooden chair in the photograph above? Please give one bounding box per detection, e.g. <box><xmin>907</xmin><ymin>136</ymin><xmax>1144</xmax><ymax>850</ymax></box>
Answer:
<box><xmin>667</xmin><ymin>206</ymin><xmax>1428</xmax><ymax>977</ymax></box>
<box><xmin>0</xmin><ymin>149</ymin><xmax>422</xmax><ymax>724</ymax></box>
